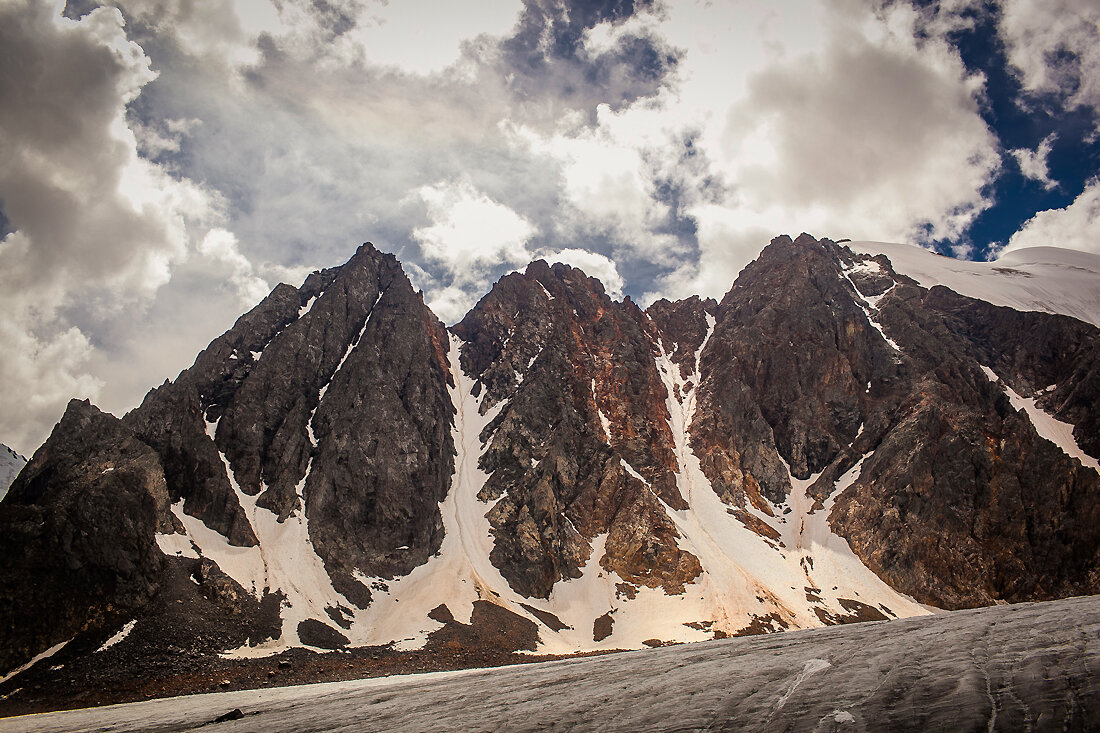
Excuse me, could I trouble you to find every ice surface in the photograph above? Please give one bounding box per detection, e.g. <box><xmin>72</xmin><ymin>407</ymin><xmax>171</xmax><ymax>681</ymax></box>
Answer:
<box><xmin>848</xmin><ymin>242</ymin><xmax>1100</xmax><ymax>327</ymax></box>
<box><xmin>10</xmin><ymin>594</ymin><xmax>1100</xmax><ymax>733</ymax></box>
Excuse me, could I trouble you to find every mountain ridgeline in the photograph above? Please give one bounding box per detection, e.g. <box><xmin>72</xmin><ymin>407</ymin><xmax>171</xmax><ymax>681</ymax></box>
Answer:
<box><xmin>2</xmin><ymin>234</ymin><xmax>1098</xmax><ymax>684</ymax></box>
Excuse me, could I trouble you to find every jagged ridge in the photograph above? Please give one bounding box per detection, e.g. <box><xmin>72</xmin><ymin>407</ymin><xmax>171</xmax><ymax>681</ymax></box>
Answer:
<box><xmin>1</xmin><ymin>234</ymin><xmax>1098</xmax><ymax>689</ymax></box>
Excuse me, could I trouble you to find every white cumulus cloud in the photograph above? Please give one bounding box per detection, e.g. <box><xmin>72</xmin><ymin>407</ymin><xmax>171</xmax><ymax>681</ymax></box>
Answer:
<box><xmin>1005</xmin><ymin>177</ymin><xmax>1100</xmax><ymax>255</ymax></box>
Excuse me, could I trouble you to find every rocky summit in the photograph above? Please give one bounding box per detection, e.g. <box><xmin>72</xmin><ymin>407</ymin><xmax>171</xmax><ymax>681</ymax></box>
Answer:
<box><xmin>1</xmin><ymin>234</ymin><xmax>1098</xmax><ymax>715</ymax></box>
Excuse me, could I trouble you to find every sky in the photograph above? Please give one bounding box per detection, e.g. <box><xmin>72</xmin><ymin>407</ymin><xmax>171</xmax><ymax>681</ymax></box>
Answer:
<box><xmin>1</xmin><ymin>0</ymin><xmax>1099</xmax><ymax>455</ymax></box>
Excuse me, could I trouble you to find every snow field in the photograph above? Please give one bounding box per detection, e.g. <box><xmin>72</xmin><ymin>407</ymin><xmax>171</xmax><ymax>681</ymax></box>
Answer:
<box><xmin>848</xmin><ymin>242</ymin><xmax>1100</xmax><ymax>328</ymax></box>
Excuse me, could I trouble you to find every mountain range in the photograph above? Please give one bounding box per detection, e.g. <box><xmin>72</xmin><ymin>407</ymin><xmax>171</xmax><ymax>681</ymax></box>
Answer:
<box><xmin>1</xmin><ymin>233</ymin><xmax>1098</xmax><ymax>712</ymax></box>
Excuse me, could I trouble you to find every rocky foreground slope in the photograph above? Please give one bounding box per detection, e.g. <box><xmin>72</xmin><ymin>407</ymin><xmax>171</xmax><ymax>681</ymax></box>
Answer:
<box><xmin>7</xmin><ymin>594</ymin><xmax>1099</xmax><ymax>732</ymax></box>
<box><xmin>1</xmin><ymin>234</ymin><xmax>1098</xmax><ymax>709</ymax></box>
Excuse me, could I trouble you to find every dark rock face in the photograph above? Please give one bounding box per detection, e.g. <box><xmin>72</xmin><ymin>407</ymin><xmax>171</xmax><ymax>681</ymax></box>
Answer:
<box><xmin>453</xmin><ymin>261</ymin><xmax>700</xmax><ymax>599</ymax></box>
<box><xmin>0</xmin><ymin>401</ymin><xmax>173</xmax><ymax>673</ymax></box>
<box><xmin>0</xmin><ymin>242</ymin><xmax>455</xmax><ymax>672</ymax></box>
<box><xmin>296</xmin><ymin>619</ymin><xmax>349</xmax><ymax>650</ymax></box>
<box><xmin>828</xmin><ymin>274</ymin><xmax>1100</xmax><ymax>609</ymax></box>
<box><xmin>127</xmin><ymin>243</ymin><xmax>455</xmax><ymax>607</ymax></box>
<box><xmin>693</xmin><ymin>234</ymin><xmax>896</xmax><ymax>507</ymax></box>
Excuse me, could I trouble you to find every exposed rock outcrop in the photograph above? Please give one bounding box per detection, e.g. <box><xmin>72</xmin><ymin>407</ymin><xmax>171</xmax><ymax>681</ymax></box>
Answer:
<box><xmin>453</xmin><ymin>261</ymin><xmax>700</xmax><ymax>599</ymax></box>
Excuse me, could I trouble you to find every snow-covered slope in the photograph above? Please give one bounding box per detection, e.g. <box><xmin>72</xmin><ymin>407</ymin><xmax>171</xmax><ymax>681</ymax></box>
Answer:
<box><xmin>847</xmin><ymin>241</ymin><xmax>1100</xmax><ymax>327</ymax></box>
<box><xmin>0</xmin><ymin>445</ymin><xmax>26</xmax><ymax>501</ymax></box>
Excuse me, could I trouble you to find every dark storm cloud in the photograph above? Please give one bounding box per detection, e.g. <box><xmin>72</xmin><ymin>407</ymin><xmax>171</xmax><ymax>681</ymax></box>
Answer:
<box><xmin>496</xmin><ymin>0</ymin><xmax>680</xmax><ymax>121</ymax></box>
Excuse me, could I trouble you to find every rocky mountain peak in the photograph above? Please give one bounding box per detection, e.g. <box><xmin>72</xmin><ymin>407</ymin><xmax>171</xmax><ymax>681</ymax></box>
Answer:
<box><xmin>1</xmin><ymin>233</ymin><xmax>1098</xmax><ymax>699</ymax></box>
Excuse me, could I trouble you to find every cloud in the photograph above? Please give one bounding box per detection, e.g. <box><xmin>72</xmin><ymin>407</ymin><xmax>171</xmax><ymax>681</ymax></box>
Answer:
<box><xmin>8</xmin><ymin>0</ymin><xmax>1078</xmax><ymax>455</ymax></box>
<box><xmin>998</xmin><ymin>0</ymin><xmax>1100</xmax><ymax>115</ymax></box>
<box><xmin>1004</xmin><ymin>177</ymin><xmax>1100</xmax><ymax>254</ymax></box>
<box><xmin>348</xmin><ymin>0</ymin><xmax>523</xmax><ymax>75</ymax></box>
<box><xmin>197</xmin><ymin>228</ymin><xmax>273</xmax><ymax>306</ymax></box>
<box><xmin>413</xmin><ymin>178</ymin><xmax>536</xmax><ymax>322</ymax></box>
<box><xmin>1009</xmin><ymin>133</ymin><xmax>1058</xmax><ymax>190</ymax></box>
<box><xmin>0</xmin><ymin>1</ymin><xmax>231</xmax><ymax>453</ymax></box>
<box><xmin>629</xmin><ymin>0</ymin><xmax>1001</xmax><ymax>300</ymax></box>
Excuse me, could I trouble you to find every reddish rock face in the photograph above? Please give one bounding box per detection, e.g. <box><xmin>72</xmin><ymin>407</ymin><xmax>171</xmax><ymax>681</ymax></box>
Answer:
<box><xmin>452</xmin><ymin>260</ymin><xmax>700</xmax><ymax>598</ymax></box>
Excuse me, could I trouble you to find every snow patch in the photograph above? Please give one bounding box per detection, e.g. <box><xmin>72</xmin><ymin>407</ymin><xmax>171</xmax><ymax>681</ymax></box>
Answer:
<box><xmin>155</xmin><ymin>531</ymin><xmax>199</xmax><ymax>558</ymax></box>
<box><xmin>168</xmin><ymin>499</ymin><xmax>265</xmax><ymax>598</ymax></box>
<box><xmin>593</xmin><ymin>379</ymin><xmax>612</xmax><ymax>443</ymax></box>
<box><xmin>219</xmin><ymin>455</ymin><xmax>363</xmax><ymax>657</ymax></box>
<box><xmin>980</xmin><ymin>366</ymin><xmax>1099</xmax><ymax>473</ymax></box>
<box><xmin>298</xmin><ymin>293</ymin><xmax>320</xmax><ymax>319</ymax></box>
<box><xmin>96</xmin><ymin>620</ymin><xmax>137</xmax><ymax>653</ymax></box>
<box><xmin>0</xmin><ymin>638</ymin><xmax>71</xmax><ymax>685</ymax></box>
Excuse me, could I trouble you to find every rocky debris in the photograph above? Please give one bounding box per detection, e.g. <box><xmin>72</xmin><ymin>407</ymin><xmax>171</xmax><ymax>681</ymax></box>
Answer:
<box><xmin>296</xmin><ymin>620</ymin><xmax>349</xmax><ymax>651</ymax></box>
<box><xmin>211</xmin><ymin>708</ymin><xmax>245</xmax><ymax>723</ymax></box>
<box><xmin>0</xmin><ymin>634</ymin><xmax>618</xmax><ymax>719</ymax></box>
<box><xmin>593</xmin><ymin>612</ymin><xmax>614</xmax><ymax>642</ymax></box>
<box><xmin>518</xmin><ymin>604</ymin><xmax>571</xmax><ymax>632</ymax></box>
<box><xmin>734</xmin><ymin>613</ymin><xmax>790</xmax><ymax>636</ymax></box>
<box><xmin>424</xmin><ymin>601</ymin><xmax>539</xmax><ymax>653</ymax></box>
<box><xmin>813</xmin><ymin>599</ymin><xmax>890</xmax><ymax>625</ymax></box>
